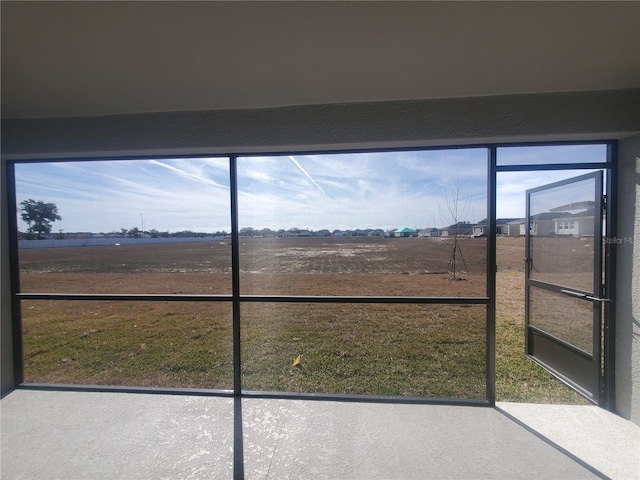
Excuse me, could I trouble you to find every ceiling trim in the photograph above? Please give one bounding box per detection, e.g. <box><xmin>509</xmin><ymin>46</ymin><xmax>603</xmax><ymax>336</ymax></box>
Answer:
<box><xmin>3</xmin><ymin>89</ymin><xmax>638</xmax><ymax>158</ymax></box>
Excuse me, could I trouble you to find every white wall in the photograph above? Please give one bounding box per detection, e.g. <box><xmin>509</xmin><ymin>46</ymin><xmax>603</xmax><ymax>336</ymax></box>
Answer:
<box><xmin>616</xmin><ymin>134</ymin><xmax>640</xmax><ymax>424</ymax></box>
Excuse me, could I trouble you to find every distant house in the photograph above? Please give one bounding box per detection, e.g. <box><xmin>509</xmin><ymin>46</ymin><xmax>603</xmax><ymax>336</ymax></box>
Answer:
<box><xmin>394</xmin><ymin>227</ymin><xmax>417</xmax><ymax>237</ymax></box>
<box><xmin>333</xmin><ymin>230</ymin><xmax>349</xmax><ymax>237</ymax></box>
<box><xmin>550</xmin><ymin>202</ymin><xmax>596</xmax><ymax>237</ymax></box>
<box><xmin>497</xmin><ymin>218</ymin><xmax>521</xmax><ymax>235</ymax></box>
<box><xmin>368</xmin><ymin>229</ymin><xmax>385</xmax><ymax>237</ymax></box>
<box><xmin>473</xmin><ymin>218</ymin><xmax>520</xmax><ymax>236</ymax></box>
<box><xmin>418</xmin><ymin>228</ymin><xmax>439</xmax><ymax>237</ymax></box>
<box><xmin>277</xmin><ymin>231</ymin><xmax>294</xmax><ymax>237</ymax></box>
<box><xmin>529</xmin><ymin>212</ymin><xmax>564</xmax><ymax>236</ymax></box>
<box><xmin>297</xmin><ymin>230</ymin><xmax>312</xmax><ymax>237</ymax></box>
<box><xmin>501</xmin><ymin>202</ymin><xmax>596</xmax><ymax>237</ymax></box>
<box><xmin>315</xmin><ymin>229</ymin><xmax>331</xmax><ymax>237</ymax></box>
<box><xmin>506</xmin><ymin>220</ymin><xmax>526</xmax><ymax>236</ymax></box>
<box><xmin>554</xmin><ymin>210</ymin><xmax>595</xmax><ymax>236</ymax></box>
<box><xmin>472</xmin><ymin>225</ymin><xmax>486</xmax><ymax>237</ymax></box>
<box><xmin>439</xmin><ymin>222</ymin><xmax>474</xmax><ymax>237</ymax></box>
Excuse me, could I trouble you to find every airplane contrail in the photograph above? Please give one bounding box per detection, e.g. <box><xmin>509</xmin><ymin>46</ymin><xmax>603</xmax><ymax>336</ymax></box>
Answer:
<box><xmin>149</xmin><ymin>160</ymin><xmax>228</xmax><ymax>190</ymax></box>
<box><xmin>288</xmin><ymin>156</ymin><xmax>327</xmax><ymax>196</ymax></box>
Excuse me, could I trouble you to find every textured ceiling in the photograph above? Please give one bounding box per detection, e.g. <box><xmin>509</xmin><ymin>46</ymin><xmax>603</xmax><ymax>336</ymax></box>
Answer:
<box><xmin>1</xmin><ymin>1</ymin><xmax>639</xmax><ymax>119</ymax></box>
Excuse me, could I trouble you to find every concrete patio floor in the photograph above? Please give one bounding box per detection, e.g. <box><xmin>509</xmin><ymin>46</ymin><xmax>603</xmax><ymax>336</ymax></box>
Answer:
<box><xmin>1</xmin><ymin>389</ymin><xmax>638</xmax><ymax>479</ymax></box>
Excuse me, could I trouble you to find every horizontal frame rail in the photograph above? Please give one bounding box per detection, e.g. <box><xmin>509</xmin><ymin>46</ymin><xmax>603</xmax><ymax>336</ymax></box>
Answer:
<box><xmin>16</xmin><ymin>383</ymin><xmax>491</xmax><ymax>407</ymax></box>
<box><xmin>238</xmin><ymin>295</ymin><xmax>488</xmax><ymax>304</ymax></box>
<box><xmin>528</xmin><ymin>279</ymin><xmax>594</xmax><ymax>297</ymax></box>
<box><xmin>16</xmin><ymin>292</ymin><xmax>489</xmax><ymax>304</ymax></box>
<box><xmin>240</xmin><ymin>390</ymin><xmax>491</xmax><ymax>407</ymax></box>
<box><xmin>495</xmin><ymin>162</ymin><xmax>611</xmax><ymax>172</ymax></box>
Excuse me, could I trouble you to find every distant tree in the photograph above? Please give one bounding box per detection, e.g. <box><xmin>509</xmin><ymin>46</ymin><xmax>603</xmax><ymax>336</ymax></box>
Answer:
<box><xmin>127</xmin><ymin>227</ymin><xmax>140</xmax><ymax>238</ymax></box>
<box><xmin>439</xmin><ymin>180</ymin><xmax>470</xmax><ymax>280</ymax></box>
<box><xmin>19</xmin><ymin>199</ymin><xmax>62</xmax><ymax>239</ymax></box>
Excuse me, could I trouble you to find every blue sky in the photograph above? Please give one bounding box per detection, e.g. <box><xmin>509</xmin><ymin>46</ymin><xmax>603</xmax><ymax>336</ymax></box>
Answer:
<box><xmin>15</xmin><ymin>158</ymin><xmax>231</xmax><ymax>234</ymax></box>
<box><xmin>238</xmin><ymin>149</ymin><xmax>488</xmax><ymax>232</ymax></box>
<box><xmin>14</xmin><ymin>145</ymin><xmax>607</xmax><ymax>234</ymax></box>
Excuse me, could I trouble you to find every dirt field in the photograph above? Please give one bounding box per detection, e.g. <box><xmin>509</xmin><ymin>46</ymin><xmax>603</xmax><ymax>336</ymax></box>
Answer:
<box><xmin>17</xmin><ymin>236</ymin><xmax>587</xmax><ymax>403</ymax></box>
<box><xmin>19</xmin><ymin>236</ymin><xmax>487</xmax><ymax>296</ymax></box>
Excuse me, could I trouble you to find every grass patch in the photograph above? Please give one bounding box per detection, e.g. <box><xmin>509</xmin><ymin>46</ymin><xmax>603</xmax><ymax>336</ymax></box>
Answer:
<box><xmin>241</xmin><ymin>303</ymin><xmax>486</xmax><ymax>399</ymax></box>
<box><xmin>22</xmin><ymin>301</ymin><xmax>234</xmax><ymax>389</ymax></box>
<box><xmin>20</xmin><ymin>237</ymin><xmax>588</xmax><ymax>403</ymax></box>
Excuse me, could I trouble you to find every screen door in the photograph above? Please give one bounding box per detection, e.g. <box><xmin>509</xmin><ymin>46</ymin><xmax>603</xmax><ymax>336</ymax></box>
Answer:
<box><xmin>525</xmin><ymin>171</ymin><xmax>605</xmax><ymax>404</ymax></box>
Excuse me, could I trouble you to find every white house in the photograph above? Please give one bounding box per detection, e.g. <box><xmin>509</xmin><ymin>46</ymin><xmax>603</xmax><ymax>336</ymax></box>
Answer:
<box><xmin>554</xmin><ymin>213</ymin><xmax>595</xmax><ymax>237</ymax></box>
<box><xmin>506</xmin><ymin>220</ymin><xmax>526</xmax><ymax>236</ymax></box>
<box><xmin>418</xmin><ymin>228</ymin><xmax>439</xmax><ymax>237</ymax></box>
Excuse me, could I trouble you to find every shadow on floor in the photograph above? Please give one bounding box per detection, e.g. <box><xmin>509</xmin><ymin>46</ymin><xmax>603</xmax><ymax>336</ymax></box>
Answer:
<box><xmin>2</xmin><ymin>390</ymin><xmax>638</xmax><ymax>479</ymax></box>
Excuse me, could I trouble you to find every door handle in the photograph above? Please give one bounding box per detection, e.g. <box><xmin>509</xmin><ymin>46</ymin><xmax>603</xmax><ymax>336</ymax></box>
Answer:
<box><xmin>560</xmin><ymin>289</ymin><xmax>586</xmax><ymax>298</ymax></box>
<box><xmin>560</xmin><ymin>289</ymin><xmax>610</xmax><ymax>303</ymax></box>
<box><xmin>585</xmin><ymin>295</ymin><xmax>611</xmax><ymax>303</ymax></box>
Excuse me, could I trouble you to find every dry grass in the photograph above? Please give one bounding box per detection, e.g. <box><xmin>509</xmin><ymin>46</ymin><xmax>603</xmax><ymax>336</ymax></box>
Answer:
<box><xmin>18</xmin><ymin>236</ymin><xmax>587</xmax><ymax>403</ymax></box>
<box><xmin>241</xmin><ymin>302</ymin><xmax>485</xmax><ymax>398</ymax></box>
<box><xmin>22</xmin><ymin>301</ymin><xmax>234</xmax><ymax>389</ymax></box>
<box><xmin>495</xmin><ymin>238</ymin><xmax>588</xmax><ymax>404</ymax></box>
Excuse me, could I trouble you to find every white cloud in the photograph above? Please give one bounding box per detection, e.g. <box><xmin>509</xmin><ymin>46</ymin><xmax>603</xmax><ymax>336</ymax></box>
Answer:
<box><xmin>13</xmin><ymin>147</ymin><xmax>607</xmax><ymax>234</ymax></box>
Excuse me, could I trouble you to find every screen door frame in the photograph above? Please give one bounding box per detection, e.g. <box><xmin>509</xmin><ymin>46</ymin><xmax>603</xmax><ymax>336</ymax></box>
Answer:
<box><xmin>525</xmin><ymin>171</ymin><xmax>605</xmax><ymax>404</ymax></box>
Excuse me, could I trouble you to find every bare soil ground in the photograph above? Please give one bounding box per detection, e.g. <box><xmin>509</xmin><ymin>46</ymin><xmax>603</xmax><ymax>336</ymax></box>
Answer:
<box><xmin>19</xmin><ymin>236</ymin><xmax>486</xmax><ymax>296</ymax></box>
<box><xmin>18</xmin><ymin>236</ymin><xmax>587</xmax><ymax>403</ymax></box>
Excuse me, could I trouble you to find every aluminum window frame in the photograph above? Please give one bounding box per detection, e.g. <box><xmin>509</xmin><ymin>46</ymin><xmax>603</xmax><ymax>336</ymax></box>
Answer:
<box><xmin>7</xmin><ymin>140</ymin><xmax>617</xmax><ymax>407</ymax></box>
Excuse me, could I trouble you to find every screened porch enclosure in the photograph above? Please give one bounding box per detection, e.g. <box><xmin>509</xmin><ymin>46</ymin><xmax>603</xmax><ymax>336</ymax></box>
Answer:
<box><xmin>10</xmin><ymin>142</ymin><xmax>614</xmax><ymax>405</ymax></box>
<box><xmin>12</xmin><ymin>148</ymin><xmax>490</xmax><ymax>402</ymax></box>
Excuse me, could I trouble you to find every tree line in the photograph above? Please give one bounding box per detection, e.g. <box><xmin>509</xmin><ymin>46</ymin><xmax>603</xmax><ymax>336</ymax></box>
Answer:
<box><xmin>115</xmin><ymin>228</ymin><xmax>227</xmax><ymax>239</ymax></box>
